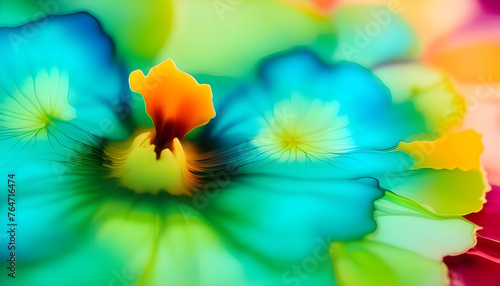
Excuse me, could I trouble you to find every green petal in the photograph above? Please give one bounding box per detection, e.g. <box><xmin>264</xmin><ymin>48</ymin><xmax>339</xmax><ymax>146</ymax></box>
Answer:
<box><xmin>374</xmin><ymin>63</ymin><xmax>466</xmax><ymax>139</ymax></box>
<box><xmin>157</xmin><ymin>0</ymin><xmax>336</xmax><ymax>77</ymax></box>
<box><xmin>330</xmin><ymin>240</ymin><xmax>447</xmax><ymax>286</ymax></box>
<box><xmin>93</xmin><ymin>197</ymin><xmax>245</xmax><ymax>286</ymax></box>
<box><xmin>379</xmin><ymin>168</ymin><xmax>487</xmax><ymax>215</ymax></box>
<box><xmin>0</xmin><ymin>0</ymin><xmax>172</xmax><ymax>69</ymax></box>
<box><xmin>369</xmin><ymin>192</ymin><xmax>476</xmax><ymax>260</ymax></box>
<box><xmin>0</xmin><ymin>240</ymin><xmax>123</xmax><ymax>286</ymax></box>
<box><xmin>62</xmin><ymin>0</ymin><xmax>172</xmax><ymax>69</ymax></box>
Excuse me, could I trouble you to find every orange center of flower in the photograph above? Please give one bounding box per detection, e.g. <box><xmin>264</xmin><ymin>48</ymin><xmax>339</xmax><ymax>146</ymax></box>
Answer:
<box><xmin>105</xmin><ymin>59</ymin><xmax>214</xmax><ymax>195</ymax></box>
<box><xmin>129</xmin><ymin>59</ymin><xmax>215</xmax><ymax>158</ymax></box>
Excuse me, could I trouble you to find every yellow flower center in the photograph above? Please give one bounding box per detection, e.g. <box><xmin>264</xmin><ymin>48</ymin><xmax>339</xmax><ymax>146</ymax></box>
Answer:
<box><xmin>105</xmin><ymin>132</ymin><xmax>198</xmax><ymax>195</ymax></box>
<box><xmin>106</xmin><ymin>59</ymin><xmax>215</xmax><ymax>196</ymax></box>
<box><xmin>0</xmin><ymin>68</ymin><xmax>75</xmax><ymax>140</ymax></box>
<box><xmin>253</xmin><ymin>94</ymin><xmax>355</xmax><ymax>162</ymax></box>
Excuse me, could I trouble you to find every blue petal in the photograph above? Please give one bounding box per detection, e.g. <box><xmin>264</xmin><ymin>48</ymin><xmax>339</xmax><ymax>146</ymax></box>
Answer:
<box><xmin>0</xmin><ymin>12</ymin><xmax>130</xmax><ymax>155</ymax></box>
<box><xmin>208</xmin><ymin>51</ymin><xmax>426</xmax><ymax>151</ymax></box>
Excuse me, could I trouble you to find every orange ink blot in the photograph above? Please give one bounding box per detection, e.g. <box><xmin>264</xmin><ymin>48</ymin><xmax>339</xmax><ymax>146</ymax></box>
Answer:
<box><xmin>129</xmin><ymin>59</ymin><xmax>215</xmax><ymax>158</ymax></box>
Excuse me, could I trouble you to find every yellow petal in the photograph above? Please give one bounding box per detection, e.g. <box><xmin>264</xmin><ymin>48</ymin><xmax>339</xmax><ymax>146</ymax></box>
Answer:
<box><xmin>397</xmin><ymin>130</ymin><xmax>483</xmax><ymax>171</ymax></box>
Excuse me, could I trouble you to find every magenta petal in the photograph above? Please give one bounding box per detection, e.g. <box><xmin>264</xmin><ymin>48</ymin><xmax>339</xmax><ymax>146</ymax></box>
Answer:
<box><xmin>445</xmin><ymin>185</ymin><xmax>500</xmax><ymax>286</ymax></box>
<box><xmin>445</xmin><ymin>253</ymin><xmax>500</xmax><ymax>286</ymax></box>
<box><xmin>478</xmin><ymin>0</ymin><xmax>500</xmax><ymax>15</ymax></box>
<box><xmin>466</xmin><ymin>185</ymin><xmax>500</xmax><ymax>241</ymax></box>
<box><xmin>473</xmin><ymin>236</ymin><xmax>500</xmax><ymax>259</ymax></box>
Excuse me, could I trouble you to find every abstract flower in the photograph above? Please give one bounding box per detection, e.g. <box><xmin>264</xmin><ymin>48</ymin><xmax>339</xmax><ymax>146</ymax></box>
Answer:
<box><xmin>0</xmin><ymin>13</ymin><xmax>242</xmax><ymax>285</ymax></box>
<box><xmin>0</xmin><ymin>12</ymin><xmax>129</xmax><ymax>264</ymax></box>
<box><xmin>0</xmin><ymin>5</ymin><xmax>490</xmax><ymax>286</ymax></box>
<box><xmin>203</xmin><ymin>51</ymin><xmax>488</xmax><ymax>285</ymax></box>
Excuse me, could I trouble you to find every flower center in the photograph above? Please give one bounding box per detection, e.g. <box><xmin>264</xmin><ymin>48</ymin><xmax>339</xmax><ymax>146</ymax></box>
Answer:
<box><xmin>253</xmin><ymin>94</ymin><xmax>355</xmax><ymax>162</ymax></box>
<box><xmin>0</xmin><ymin>68</ymin><xmax>75</xmax><ymax>141</ymax></box>
<box><xmin>129</xmin><ymin>59</ymin><xmax>215</xmax><ymax>159</ymax></box>
<box><xmin>105</xmin><ymin>132</ymin><xmax>197</xmax><ymax>195</ymax></box>
<box><xmin>106</xmin><ymin>59</ymin><xmax>215</xmax><ymax>195</ymax></box>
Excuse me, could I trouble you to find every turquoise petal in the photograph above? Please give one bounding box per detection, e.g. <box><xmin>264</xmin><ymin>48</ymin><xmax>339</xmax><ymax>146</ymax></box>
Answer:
<box><xmin>204</xmin><ymin>176</ymin><xmax>383</xmax><ymax>284</ymax></box>
<box><xmin>208</xmin><ymin>51</ymin><xmax>426</xmax><ymax>150</ymax></box>
<box><xmin>0</xmin><ymin>13</ymin><xmax>130</xmax><ymax>154</ymax></box>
